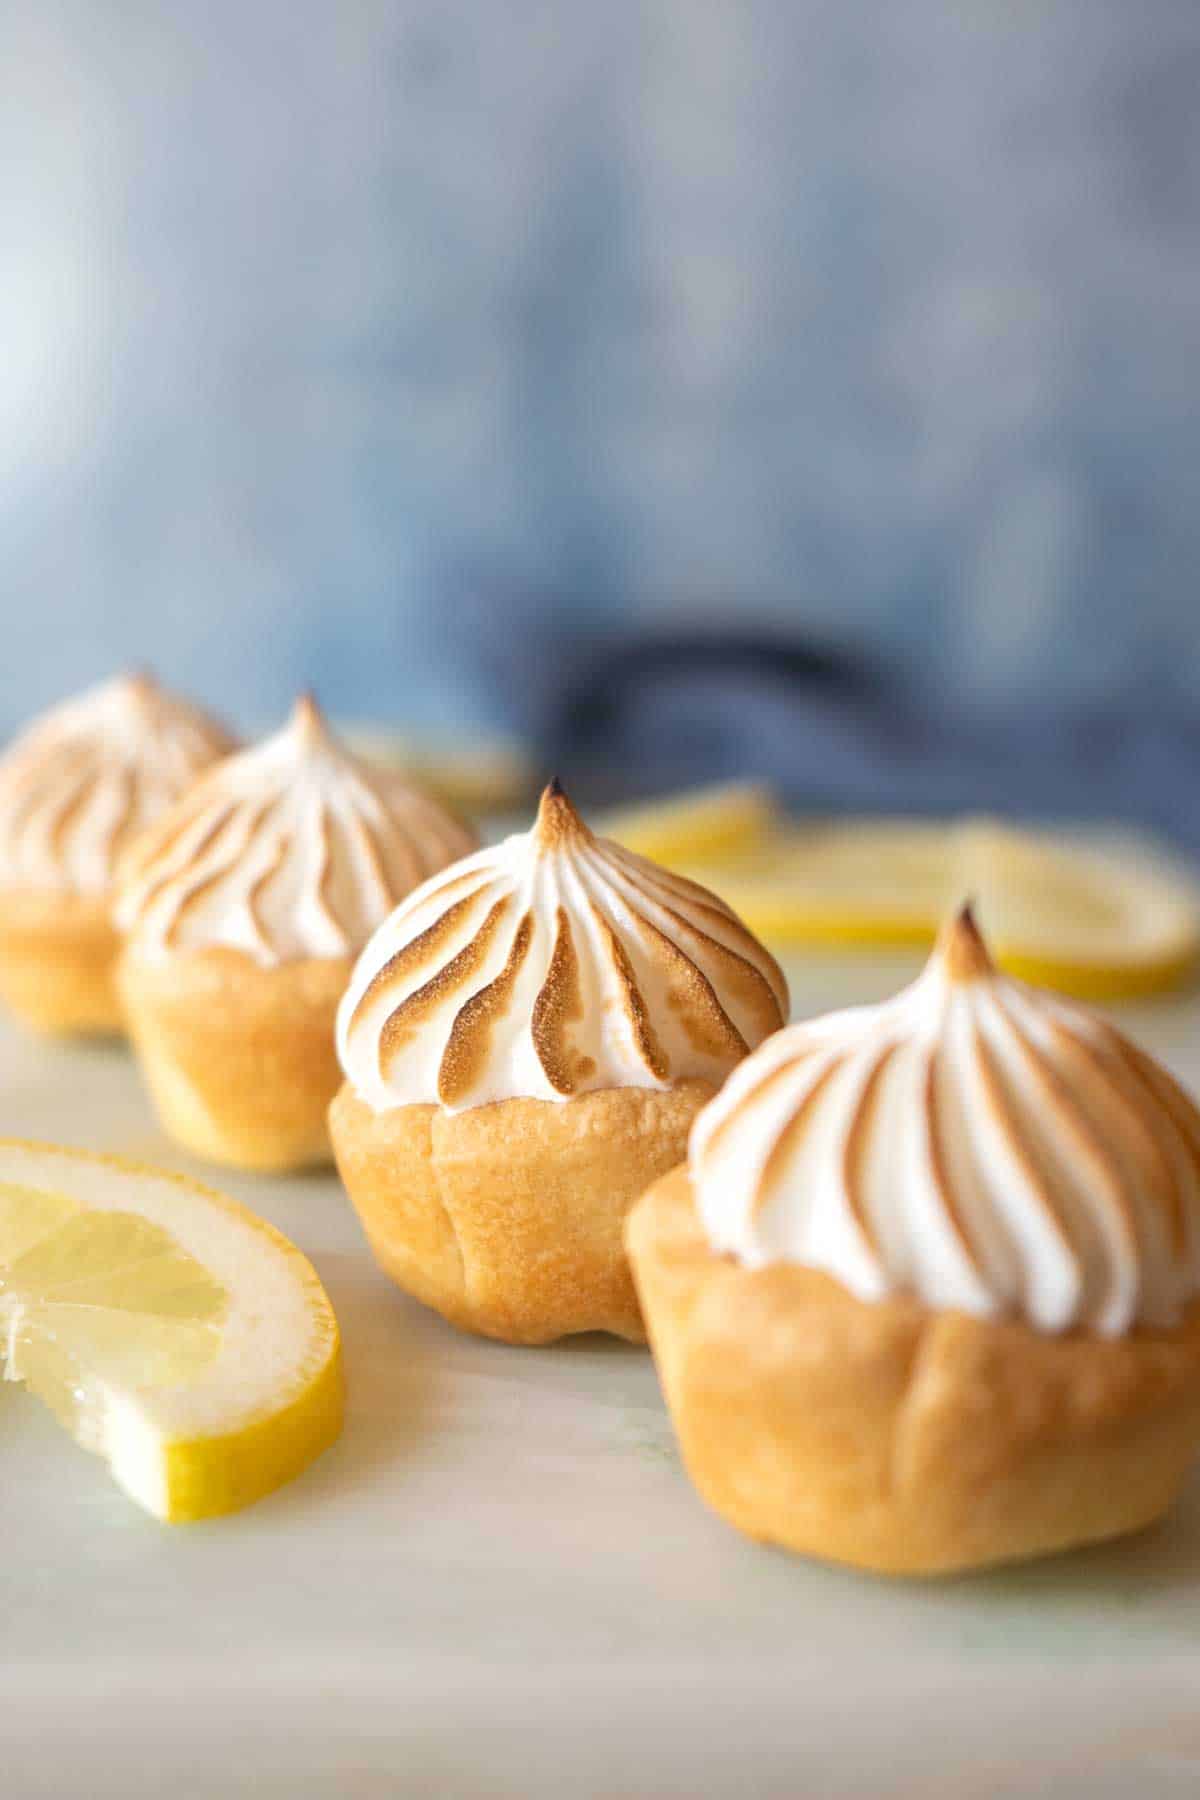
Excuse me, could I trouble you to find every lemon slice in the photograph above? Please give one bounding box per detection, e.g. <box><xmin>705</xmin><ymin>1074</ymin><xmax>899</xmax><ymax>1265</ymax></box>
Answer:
<box><xmin>678</xmin><ymin>817</ymin><xmax>1200</xmax><ymax>999</ymax></box>
<box><xmin>599</xmin><ymin>781</ymin><xmax>779</xmax><ymax>865</ymax></box>
<box><xmin>0</xmin><ymin>1141</ymin><xmax>342</xmax><ymax>1521</ymax></box>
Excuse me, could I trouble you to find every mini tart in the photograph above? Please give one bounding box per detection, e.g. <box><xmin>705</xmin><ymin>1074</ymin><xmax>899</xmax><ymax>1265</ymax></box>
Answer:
<box><xmin>628</xmin><ymin>1167</ymin><xmax>1200</xmax><ymax>1575</ymax></box>
<box><xmin>115</xmin><ymin>695</ymin><xmax>475</xmax><ymax>1172</ymax></box>
<box><xmin>627</xmin><ymin>907</ymin><xmax>1200</xmax><ymax>1574</ymax></box>
<box><xmin>330</xmin><ymin>781</ymin><xmax>789</xmax><ymax>1344</ymax></box>
<box><xmin>0</xmin><ymin>672</ymin><xmax>233</xmax><ymax>1034</ymax></box>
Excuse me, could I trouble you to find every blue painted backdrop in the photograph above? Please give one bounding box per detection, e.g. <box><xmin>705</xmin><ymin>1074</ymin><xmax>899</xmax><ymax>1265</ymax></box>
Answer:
<box><xmin>3</xmin><ymin>0</ymin><xmax>1199</xmax><ymax>736</ymax></box>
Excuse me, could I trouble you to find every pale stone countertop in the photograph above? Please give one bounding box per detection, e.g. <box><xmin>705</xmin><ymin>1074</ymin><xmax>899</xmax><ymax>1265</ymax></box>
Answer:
<box><xmin>5</xmin><ymin>949</ymin><xmax>1200</xmax><ymax>1799</ymax></box>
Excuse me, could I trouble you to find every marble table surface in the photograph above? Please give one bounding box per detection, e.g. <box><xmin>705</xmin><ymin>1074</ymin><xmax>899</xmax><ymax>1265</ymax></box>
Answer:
<box><xmin>5</xmin><ymin>947</ymin><xmax>1200</xmax><ymax>1799</ymax></box>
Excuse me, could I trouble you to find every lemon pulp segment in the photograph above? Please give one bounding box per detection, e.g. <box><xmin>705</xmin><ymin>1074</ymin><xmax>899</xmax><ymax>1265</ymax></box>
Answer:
<box><xmin>1</xmin><ymin>1188</ymin><xmax>226</xmax><ymax>1443</ymax></box>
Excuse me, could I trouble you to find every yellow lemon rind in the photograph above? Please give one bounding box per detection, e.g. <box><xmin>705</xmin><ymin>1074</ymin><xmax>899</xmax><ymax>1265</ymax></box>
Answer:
<box><xmin>157</xmin><ymin>1338</ymin><xmax>345</xmax><ymax>1523</ymax></box>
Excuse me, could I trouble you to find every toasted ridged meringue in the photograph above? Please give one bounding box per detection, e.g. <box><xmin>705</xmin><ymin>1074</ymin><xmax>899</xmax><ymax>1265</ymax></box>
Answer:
<box><xmin>0</xmin><ymin>672</ymin><xmax>234</xmax><ymax>896</ymax></box>
<box><xmin>115</xmin><ymin>695</ymin><xmax>476</xmax><ymax>966</ymax></box>
<box><xmin>337</xmin><ymin>780</ymin><xmax>788</xmax><ymax>1113</ymax></box>
<box><xmin>691</xmin><ymin>906</ymin><xmax>1200</xmax><ymax>1336</ymax></box>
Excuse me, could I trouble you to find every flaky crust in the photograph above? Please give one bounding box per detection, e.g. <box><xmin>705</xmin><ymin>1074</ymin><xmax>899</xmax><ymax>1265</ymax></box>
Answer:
<box><xmin>627</xmin><ymin>1166</ymin><xmax>1200</xmax><ymax>1575</ymax></box>
<box><xmin>329</xmin><ymin>1080</ymin><xmax>715</xmax><ymax>1344</ymax></box>
<box><xmin>118</xmin><ymin>945</ymin><xmax>351</xmax><ymax>1171</ymax></box>
<box><xmin>0</xmin><ymin>890</ymin><xmax>124</xmax><ymax>1034</ymax></box>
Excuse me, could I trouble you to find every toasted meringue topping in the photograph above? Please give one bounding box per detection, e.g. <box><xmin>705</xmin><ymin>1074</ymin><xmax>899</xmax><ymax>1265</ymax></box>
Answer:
<box><xmin>115</xmin><ymin>695</ymin><xmax>476</xmax><ymax>965</ymax></box>
<box><xmin>0</xmin><ymin>672</ymin><xmax>234</xmax><ymax>896</ymax></box>
<box><xmin>691</xmin><ymin>906</ymin><xmax>1200</xmax><ymax>1336</ymax></box>
<box><xmin>337</xmin><ymin>780</ymin><xmax>788</xmax><ymax>1112</ymax></box>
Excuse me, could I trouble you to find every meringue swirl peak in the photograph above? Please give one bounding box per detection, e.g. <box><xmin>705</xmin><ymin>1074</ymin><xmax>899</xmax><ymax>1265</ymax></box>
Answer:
<box><xmin>690</xmin><ymin>904</ymin><xmax>1200</xmax><ymax>1337</ymax></box>
<box><xmin>337</xmin><ymin>779</ymin><xmax>788</xmax><ymax>1112</ymax></box>
<box><xmin>115</xmin><ymin>693</ymin><xmax>475</xmax><ymax>965</ymax></box>
<box><xmin>0</xmin><ymin>670</ymin><xmax>235</xmax><ymax>896</ymax></box>
<box><xmin>935</xmin><ymin>897</ymin><xmax>993</xmax><ymax>982</ymax></box>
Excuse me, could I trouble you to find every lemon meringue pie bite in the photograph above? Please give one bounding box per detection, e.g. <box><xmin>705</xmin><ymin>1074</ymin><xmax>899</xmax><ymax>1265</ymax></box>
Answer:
<box><xmin>114</xmin><ymin>694</ymin><xmax>476</xmax><ymax>1173</ymax></box>
<box><xmin>627</xmin><ymin>904</ymin><xmax>1200</xmax><ymax>1575</ymax></box>
<box><xmin>0</xmin><ymin>671</ymin><xmax>234</xmax><ymax>1035</ymax></box>
<box><xmin>329</xmin><ymin>779</ymin><xmax>788</xmax><ymax>1345</ymax></box>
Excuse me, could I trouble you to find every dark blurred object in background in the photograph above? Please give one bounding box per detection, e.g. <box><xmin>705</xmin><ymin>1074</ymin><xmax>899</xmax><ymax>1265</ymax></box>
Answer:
<box><xmin>543</xmin><ymin>631</ymin><xmax>1200</xmax><ymax>853</ymax></box>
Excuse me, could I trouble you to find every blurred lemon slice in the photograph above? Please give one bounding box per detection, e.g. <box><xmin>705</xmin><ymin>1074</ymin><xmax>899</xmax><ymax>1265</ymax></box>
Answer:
<box><xmin>338</xmin><ymin>725</ymin><xmax>533</xmax><ymax>815</ymax></box>
<box><xmin>0</xmin><ymin>1142</ymin><xmax>342</xmax><ymax>1522</ymax></box>
<box><xmin>677</xmin><ymin>818</ymin><xmax>950</xmax><ymax>946</ymax></box>
<box><xmin>599</xmin><ymin>781</ymin><xmax>779</xmax><ymax>864</ymax></box>
<box><xmin>955</xmin><ymin>821</ymin><xmax>1200</xmax><ymax>999</ymax></box>
<box><xmin>674</xmin><ymin>816</ymin><xmax>1200</xmax><ymax>999</ymax></box>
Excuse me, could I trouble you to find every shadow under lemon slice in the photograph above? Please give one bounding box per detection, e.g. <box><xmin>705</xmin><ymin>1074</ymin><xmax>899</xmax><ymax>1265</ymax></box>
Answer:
<box><xmin>601</xmin><ymin>785</ymin><xmax>1200</xmax><ymax>1002</ymax></box>
<box><xmin>0</xmin><ymin>1143</ymin><xmax>342</xmax><ymax>1521</ymax></box>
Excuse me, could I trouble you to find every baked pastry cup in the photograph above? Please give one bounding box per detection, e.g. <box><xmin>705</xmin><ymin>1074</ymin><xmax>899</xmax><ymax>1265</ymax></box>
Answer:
<box><xmin>627</xmin><ymin>906</ymin><xmax>1200</xmax><ymax>1575</ymax></box>
<box><xmin>331</xmin><ymin>780</ymin><xmax>789</xmax><ymax>1343</ymax></box>
<box><xmin>119</xmin><ymin>947</ymin><xmax>352</xmax><ymax>1172</ymax></box>
<box><xmin>0</xmin><ymin>672</ymin><xmax>233</xmax><ymax>1035</ymax></box>
<box><xmin>330</xmin><ymin>1078</ymin><xmax>714</xmax><ymax>1343</ymax></box>
<box><xmin>115</xmin><ymin>695</ymin><xmax>475</xmax><ymax>1172</ymax></box>
<box><xmin>629</xmin><ymin>1165</ymin><xmax>1200</xmax><ymax>1575</ymax></box>
<box><xmin>0</xmin><ymin>891</ymin><xmax>124</xmax><ymax>1034</ymax></box>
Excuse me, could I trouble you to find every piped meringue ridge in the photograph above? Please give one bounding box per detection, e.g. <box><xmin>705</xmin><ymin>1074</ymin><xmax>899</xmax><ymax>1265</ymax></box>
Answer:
<box><xmin>115</xmin><ymin>694</ymin><xmax>476</xmax><ymax>966</ymax></box>
<box><xmin>690</xmin><ymin>904</ymin><xmax>1200</xmax><ymax>1337</ymax></box>
<box><xmin>0</xmin><ymin>671</ymin><xmax>235</xmax><ymax>896</ymax></box>
<box><xmin>337</xmin><ymin>781</ymin><xmax>788</xmax><ymax>1113</ymax></box>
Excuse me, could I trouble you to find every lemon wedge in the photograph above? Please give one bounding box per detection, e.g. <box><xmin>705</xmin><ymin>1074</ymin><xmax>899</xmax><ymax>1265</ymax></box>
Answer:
<box><xmin>0</xmin><ymin>1141</ymin><xmax>342</xmax><ymax>1521</ymax></box>
<box><xmin>599</xmin><ymin>781</ymin><xmax>779</xmax><ymax>865</ymax></box>
<box><xmin>676</xmin><ymin>817</ymin><xmax>1200</xmax><ymax>1000</ymax></box>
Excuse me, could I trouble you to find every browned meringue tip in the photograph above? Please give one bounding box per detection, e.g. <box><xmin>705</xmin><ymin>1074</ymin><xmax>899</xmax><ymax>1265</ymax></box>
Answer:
<box><xmin>290</xmin><ymin>690</ymin><xmax>330</xmax><ymax>741</ymax></box>
<box><xmin>533</xmin><ymin>776</ymin><xmax>589</xmax><ymax>848</ymax></box>
<box><xmin>120</xmin><ymin>667</ymin><xmax>158</xmax><ymax>702</ymax></box>
<box><xmin>935</xmin><ymin>900</ymin><xmax>995</xmax><ymax>983</ymax></box>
